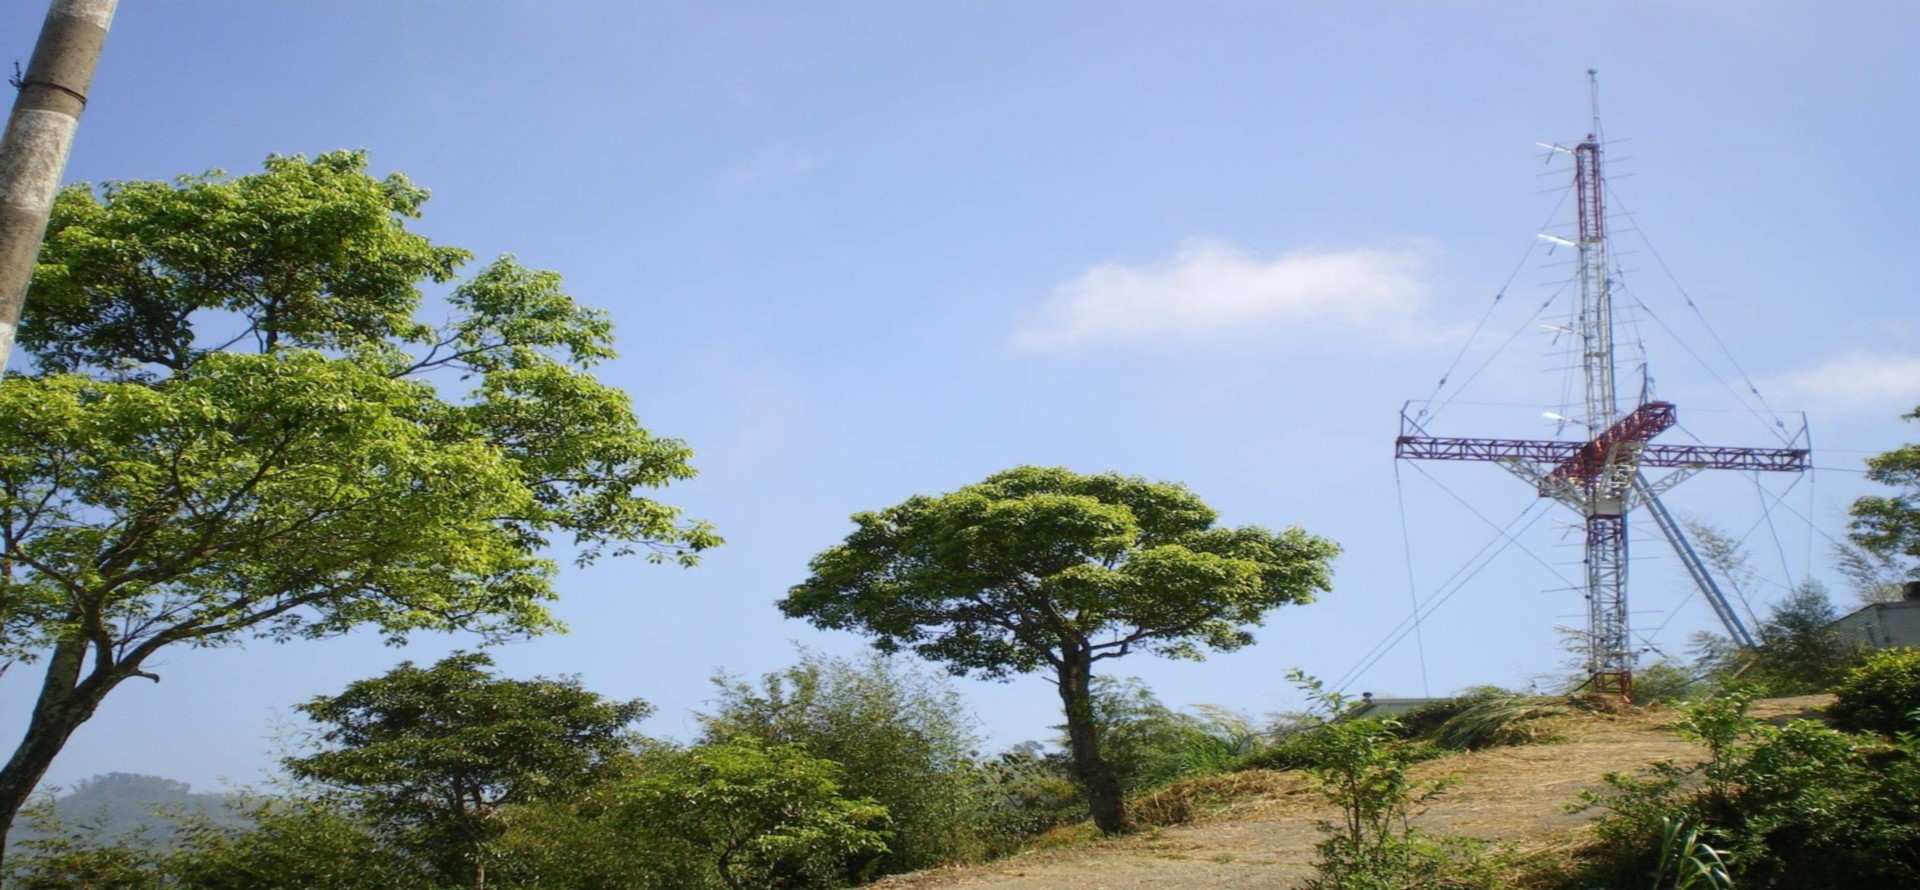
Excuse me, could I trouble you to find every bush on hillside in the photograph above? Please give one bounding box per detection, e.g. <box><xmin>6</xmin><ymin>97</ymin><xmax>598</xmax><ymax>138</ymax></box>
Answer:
<box><xmin>1576</xmin><ymin>691</ymin><xmax>1920</xmax><ymax>889</ymax></box>
<box><xmin>1392</xmin><ymin>687</ymin><xmax>1510</xmax><ymax>740</ymax></box>
<box><xmin>1631</xmin><ymin>660</ymin><xmax>1712</xmax><ymax>705</ymax></box>
<box><xmin>1828</xmin><ymin>647</ymin><xmax>1920</xmax><ymax>736</ymax></box>
<box><xmin>1431</xmin><ymin>696</ymin><xmax>1569</xmax><ymax>751</ymax></box>
<box><xmin>1076</xmin><ymin>678</ymin><xmax>1267</xmax><ymax>794</ymax></box>
<box><xmin>699</xmin><ymin>650</ymin><xmax>991</xmax><ymax>876</ymax></box>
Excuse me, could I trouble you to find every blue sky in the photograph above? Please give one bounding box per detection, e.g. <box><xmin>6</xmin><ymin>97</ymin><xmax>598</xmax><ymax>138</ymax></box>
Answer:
<box><xmin>4</xmin><ymin>1</ymin><xmax>1917</xmax><ymax>793</ymax></box>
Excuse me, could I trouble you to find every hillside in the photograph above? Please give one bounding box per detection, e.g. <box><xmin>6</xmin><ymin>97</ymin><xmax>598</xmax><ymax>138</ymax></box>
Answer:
<box><xmin>871</xmin><ymin>696</ymin><xmax>1831</xmax><ymax>890</ymax></box>
<box><xmin>6</xmin><ymin>773</ymin><xmax>246</xmax><ymax>848</ymax></box>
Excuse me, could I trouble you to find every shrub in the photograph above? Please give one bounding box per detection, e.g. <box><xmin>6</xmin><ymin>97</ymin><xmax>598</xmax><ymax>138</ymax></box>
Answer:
<box><xmin>1232</xmin><ymin>733</ymin><xmax>1319</xmax><ymax>772</ymax></box>
<box><xmin>1287</xmin><ymin>671</ymin><xmax>1499</xmax><ymax>890</ymax></box>
<box><xmin>1633</xmin><ymin>660</ymin><xmax>1712</xmax><ymax>706</ymax></box>
<box><xmin>1829</xmin><ymin>647</ymin><xmax>1920</xmax><ymax>736</ymax></box>
<box><xmin>1577</xmin><ymin>691</ymin><xmax>1920</xmax><ymax>888</ymax></box>
<box><xmin>1077</xmin><ymin>678</ymin><xmax>1265</xmax><ymax>793</ymax></box>
<box><xmin>1694</xmin><ymin>581</ymin><xmax>1859</xmax><ymax>695</ymax></box>
<box><xmin>700</xmin><ymin>651</ymin><xmax>988</xmax><ymax>875</ymax></box>
<box><xmin>1393</xmin><ymin>687</ymin><xmax>1509</xmax><ymax>740</ymax></box>
<box><xmin>1127</xmin><ymin>770</ymin><xmax>1294</xmax><ymax>828</ymax></box>
<box><xmin>165</xmin><ymin>797</ymin><xmax>436</xmax><ymax>890</ymax></box>
<box><xmin>1430</xmin><ymin>696</ymin><xmax>1568</xmax><ymax>751</ymax></box>
<box><xmin>1651</xmin><ymin>817</ymin><xmax>1735</xmax><ymax>890</ymax></box>
<box><xmin>618</xmin><ymin>739</ymin><xmax>889</xmax><ymax>890</ymax></box>
<box><xmin>964</xmin><ymin>751</ymin><xmax>1084</xmax><ymax>853</ymax></box>
<box><xmin>0</xmin><ymin>798</ymin><xmax>166</xmax><ymax>890</ymax></box>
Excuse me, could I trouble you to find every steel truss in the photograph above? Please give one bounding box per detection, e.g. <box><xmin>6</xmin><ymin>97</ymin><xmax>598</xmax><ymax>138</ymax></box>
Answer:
<box><xmin>1394</xmin><ymin>128</ymin><xmax>1804</xmax><ymax>698</ymax></box>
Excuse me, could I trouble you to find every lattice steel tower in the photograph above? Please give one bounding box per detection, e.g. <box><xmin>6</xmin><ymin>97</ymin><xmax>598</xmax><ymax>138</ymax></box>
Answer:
<box><xmin>1395</xmin><ymin>78</ymin><xmax>1809</xmax><ymax>697</ymax></box>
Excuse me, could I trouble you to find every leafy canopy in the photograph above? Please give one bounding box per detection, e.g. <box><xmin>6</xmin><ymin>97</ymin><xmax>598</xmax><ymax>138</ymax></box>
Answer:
<box><xmin>287</xmin><ymin>652</ymin><xmax>649</xmax><ymax>820</ymax></box>
<box><xmin>781</xmin><ymin>465</ymin><xmax>1338</xmax><ymax>677</ymax></box>
<box><xmin>1851</xmin><ymin>406</ymin><xmax>1920</xmax><ymax>578</ymax></box>
<box><xmin>700</xmin><ymin>650</ymin><xmax>988</xmax><ymax>875</ymax></box>
<box><xmin>285</xmin><ymin>652</ymin><xmax>649</xmax><ymax>887</ymax></box>
<box><xmin>619</xmin><ymin>739</ymin><xmax>889</xmax><ymax>890</ymax></box>
<box><xmin>1</xmin><ymin>151</ymin><xmax>717</xmax><ymax>667</ymax></box>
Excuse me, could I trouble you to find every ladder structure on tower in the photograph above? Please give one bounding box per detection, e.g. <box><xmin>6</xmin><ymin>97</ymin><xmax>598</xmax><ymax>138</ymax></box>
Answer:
<box><xmin>1394</xmin><ymin>97</ymin><xmax>1809</xmax><ymax>697</ymax></box>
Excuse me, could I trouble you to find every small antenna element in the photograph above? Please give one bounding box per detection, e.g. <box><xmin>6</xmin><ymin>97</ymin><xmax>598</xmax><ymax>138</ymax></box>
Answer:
<box><xmin>1587</xmin><ymin>69</ymin><xmax>1603</xmax><ymax>143</ymax></box>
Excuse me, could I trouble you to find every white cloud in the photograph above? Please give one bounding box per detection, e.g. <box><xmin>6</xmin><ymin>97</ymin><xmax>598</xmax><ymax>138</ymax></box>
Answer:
<box><xmin>1012</xmin><ymin>240</ymin><xmax>1437</xmax><ymax>352</ymax></box>
<box><xmin>1769</xmin><ymin>353</ymin><xmax>1920</xmax><ymax>412</ymax></box>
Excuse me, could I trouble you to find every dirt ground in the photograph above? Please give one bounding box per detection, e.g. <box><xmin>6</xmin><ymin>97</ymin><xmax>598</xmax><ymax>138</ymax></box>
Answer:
<box><xmin>869</xmin><ymin>696</ymin><xmax>1831</xmax><ymax>890</ymax></box>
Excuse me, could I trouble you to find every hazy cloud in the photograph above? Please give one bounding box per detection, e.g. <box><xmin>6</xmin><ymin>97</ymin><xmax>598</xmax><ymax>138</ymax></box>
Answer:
<box><xmin>1012</xmin><ymin>240</ymin><xmax>1436</xmax><ymax>352</ymax></box>
<box><xmin>1769</xmin><ymin>353</ymin><xmax>1920</xmax><ymax>413</ymax></box>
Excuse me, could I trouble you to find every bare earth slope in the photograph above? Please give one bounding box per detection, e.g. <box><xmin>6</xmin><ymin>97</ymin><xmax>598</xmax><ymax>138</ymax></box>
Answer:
<box><xmin>872</xmin><ymin>696</ymin><xmax>1829</xmax><ymax>890</ymax></box>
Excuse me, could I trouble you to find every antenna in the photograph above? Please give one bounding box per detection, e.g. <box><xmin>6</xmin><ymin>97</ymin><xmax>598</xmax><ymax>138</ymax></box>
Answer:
<box><xmin>1588</xmin><ymin>69</ymin><xmax>1603</xmax><ymax>145</ymax></box>
<box><xmin>1393</xmin><ymin>79</ymin><xmax>1805</xmax><ymax>697</ymax></box>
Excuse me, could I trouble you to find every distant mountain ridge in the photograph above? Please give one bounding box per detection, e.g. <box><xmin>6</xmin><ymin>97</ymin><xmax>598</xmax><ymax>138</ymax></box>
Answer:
<box><xmin>7</xmin><ymin>772</ymin><xmax>247</xmax><ymax>847</ymax></box>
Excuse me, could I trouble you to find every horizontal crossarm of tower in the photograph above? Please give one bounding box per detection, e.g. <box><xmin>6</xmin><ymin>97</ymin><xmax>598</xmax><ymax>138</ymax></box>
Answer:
<box><xmin>1548</xmin><ymin>402</ymin><xmax>1677</xmax><ymax>484</ymax></box>
<box><xmin>1395</xmin><ymin>436</ymin><xmax>1809</xmax><ymax>473</ymax></box>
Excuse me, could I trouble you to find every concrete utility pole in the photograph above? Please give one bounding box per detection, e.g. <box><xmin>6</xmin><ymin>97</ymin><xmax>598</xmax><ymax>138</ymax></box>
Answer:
<box><xmin>0</xmin><ymin>0</ymin><xmax>117</xmax><ymax>367</ymax></box>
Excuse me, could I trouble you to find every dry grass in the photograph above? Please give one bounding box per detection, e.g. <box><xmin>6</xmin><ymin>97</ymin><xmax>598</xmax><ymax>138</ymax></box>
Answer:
<box><xmin>1127</xmin><ymin>769</ymin><xmax>1310</xmax><ymax>828</ymax></box>
<box><xmin>867</xmin><ymin>695</ymin><xmax>1841</xmax><ymax>890</ymax></box>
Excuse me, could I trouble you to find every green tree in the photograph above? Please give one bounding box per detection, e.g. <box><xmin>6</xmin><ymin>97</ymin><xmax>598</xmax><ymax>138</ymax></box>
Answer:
<box><xmin>1695</xmin><ymin>581</ymin><xmax>1852</xmax><ymax>694</ymax></box>
<box><xmin>0</xmin><ymin>152</ymin><xmax>715</xmax><ymax>857</ymax></box>
<box><xmin>284</xmin><ymin>652</ymin><xmax>648</xmax><ymax>889</ymax></box>
<box><xmin>165</xmin><ymin>797</ymin><xmax>434</xmax><ymax>890</ymax></box>
<box><xmin>488</xmin><ymin>776</ymin><xmax>705</xmax><ymax>890</ymax></box>
<box><xmin>1749</xmin><ymin>581</ymin><xmax>1850</xmax><ymax>692</ymax></box>
<box><xmin>700</xmin><ymin>650</ymin><xmax>987</xmax><ymax>876</ymax></box>
<box><xmin>779</xmin><ymin>466</ymin><xmax>1337</xmax><ymax>834</ymax></box>
<box><xmin>620</xmin><ymin>739</ymin><xmax>889</xmax><ymax>890</ymax></box>
<box><xmin>0</xmin><ymin>796</ymin><xmax>165</xmax><ymax>890</ymax></box>
<box><xmin>1286</xmin><ymin>671</ymin><xmax>1493</xmax><ymax>890</ymax></box>
<box><xmin>1850</xmin><ymin>407</ymin><xmax>1920</xmax><ymax>584</ymax></box>
<box><xmin>1833</xmin><ymin>541</ymin><xmax>1909</xmax><ymax>605</ymax></box>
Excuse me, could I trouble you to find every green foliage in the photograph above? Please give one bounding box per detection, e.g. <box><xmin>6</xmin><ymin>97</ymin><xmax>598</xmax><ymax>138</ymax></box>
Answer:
<box><xmin>781</xmin><ymin>466</ymin><xmax>1338</xmax><ymax>679</ymax></box>
<box><xmin>1833</xmin><ymin>540</ymin><xmax>1911</xmax><ymax>605</ymax></box>
<box><xmin>0</xmin><ymin>150</ymin><xmax>714</xmax><ymax>842</ymax></box>
<box><xmin>1287</xmin><ymin>672</ymin><xmax>1497</xmax><ymax>890</ymax></box>
<box><xmin>964</xmin><ymin>746</ymin><xmax>1084</xmax><ymax>845</ymax></box>
<box><xmin>1578</xmin><ymin>691</ymin><xmax>1920</xmax><ymax>888</ymax></box>
<box><xmin>780</xmin><ymin>465</ymin><xmax>1337</xmax><ymax>833</ymax></box>
<box><xmin>1428</xmin><ymin>695</ymin><xmax>1568</xmax><ymax>752</ymax></box>
<box><xmin>618</xmin><ymin>739</ymin><xmax>889</xmax><ymax>890</ymax></box>
<box><xmin>1828</xmin><ymin>647</ymin><xmax>1920</xmax><ymax>736</ymax></box>
<box><xmin>165</xmin><ymin>797</ymin><xmax>434</xmax><ymax>890</ymax></box>
<box><xmin>1231</xmin><ymin>734</ymin><xmax>1320</xmax><ymax>772</ymax></box>
<box><xmin>0</xmin><ymin>798</ymin><xmax>164</xmax><ymax>890</ymax></box>
<box><xmin>1693</xmin><ymin>581</ymin><xmax>1856</xmax><ymax>696</ymax></box>
<box><xmin>1651</xmin><ymin>818</ymin><xmax>1735</xmax><ymax>890</ymax></box>
<box><xmin>1749</xmin><ymin>582</ymin><xmax>1851</xmax><ymax>693</ymax></box>
<box><xmin>1632</xmin><ymin>660</ymin><xmax>1712</xmax><ymax>706</ymax></box>
<box><xmin>1388</xmin><ymin>688</ymin><xmax>1502</xmax><ymax>740</ymax></box>
<box><xmin>1849</xmin><ymin>407</ymin><xmax>1920</xmax><ymax>571</ymax></box>
<box><xmin>699</xmin><ymin>650</ymin><xmax>994</xmax><ymax>875</ymax></box>
<box><xmin>6</xmin><ymin>150</ymin><xmax>713</xmax><ymax>657</ymax></box>
<box><xmin>486</xmin><ymin>760</ymin><xmax>707</xmax><ymax>890</ymax></box>
<box><xmin>284</xmin><ymin>652</ymin><xmax>648</xmax><ymax>888</ymax></box>
<box><xmin>1080</xmin><ymin>678</ymin><xmax>1264</xmax><ymax>792</ymax></box>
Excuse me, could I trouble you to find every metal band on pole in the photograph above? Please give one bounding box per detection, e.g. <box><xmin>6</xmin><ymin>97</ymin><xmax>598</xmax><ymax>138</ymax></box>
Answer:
<box><xmin>0</xmin><ymin>0</ymin><xmax>118</xmax><ymax>367</ymax></box>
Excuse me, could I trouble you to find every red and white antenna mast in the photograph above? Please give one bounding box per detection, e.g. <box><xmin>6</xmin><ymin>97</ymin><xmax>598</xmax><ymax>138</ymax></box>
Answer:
<box><xmin>1395</xmin><ymin>71</ymin><xmax>1806</xmax><ymax>697</ymax></box>
<box><xmin>1572</xmin><ymin>71</ymin><xmax>1632</xmax><ymax>694</ymax></box>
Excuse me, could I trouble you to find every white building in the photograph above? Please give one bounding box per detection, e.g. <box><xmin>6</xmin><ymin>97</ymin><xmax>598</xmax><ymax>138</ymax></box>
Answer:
<box><xmin>1829</xmin><ymin>582</ymin><xmax>1920</xmax><ymax>651</ymax></box>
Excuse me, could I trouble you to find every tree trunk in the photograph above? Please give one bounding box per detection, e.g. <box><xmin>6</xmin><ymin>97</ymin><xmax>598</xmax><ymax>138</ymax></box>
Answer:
<box><xmin>0</xmin><ymin>638</ymin><xmax>128</xmax><ymax>880</ymax></box>
<box><xmin>1056</xmin><ymin>651</ymin><xmax>1127</xmax><ymax>834</ymax></box>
